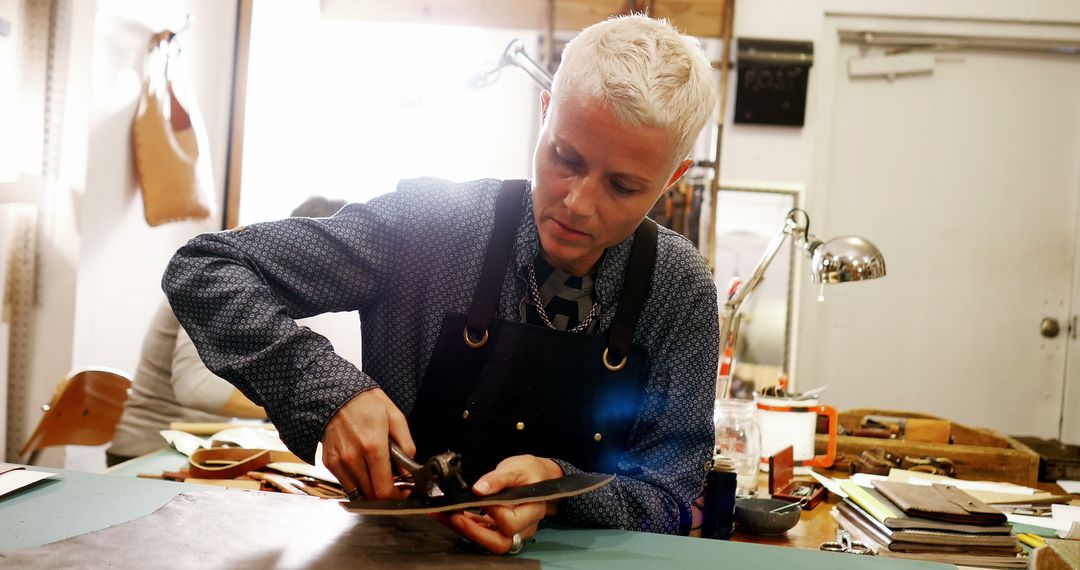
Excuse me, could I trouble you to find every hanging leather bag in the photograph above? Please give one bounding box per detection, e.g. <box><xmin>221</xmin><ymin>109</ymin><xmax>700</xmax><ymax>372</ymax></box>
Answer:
<box><xmin>132</xmin><ymin>30</ymin><xmax>214</xmax><ymax>226</ymax></box>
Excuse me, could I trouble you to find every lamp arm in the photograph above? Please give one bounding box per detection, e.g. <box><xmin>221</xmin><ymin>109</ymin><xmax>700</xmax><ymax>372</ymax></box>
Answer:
<box><xmin>726</xmin><ymin>222</ymin><xmax>793</xmax><ymax>312</ymax></box>
<box><xmin>471</xmin><ymin>39</ymin><xmax>553</xmax><ymax>91</ymax></box>
<box><xmin>502</xmin><ymin>39</ymin><xmax>553</xmax><ymax>90</ymax></box>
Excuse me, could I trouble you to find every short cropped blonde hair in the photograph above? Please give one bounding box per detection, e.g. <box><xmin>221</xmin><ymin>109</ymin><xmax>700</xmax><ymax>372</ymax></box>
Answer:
<box><xmin>552</xmin><ymin>15</ymin><xmax>717</xmax><ymax>164</ymax></box>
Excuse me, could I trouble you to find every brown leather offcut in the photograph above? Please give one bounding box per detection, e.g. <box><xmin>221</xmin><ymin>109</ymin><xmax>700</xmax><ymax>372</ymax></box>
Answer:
<box><xmin>132</xmin><ymin>30</ymin><xmax>214</xmax><ymax>227</ymax></box>
<box><xmin>188</xmin><ymin>448</ymin><xmax>303</xmax><ymax>480</ymax></box>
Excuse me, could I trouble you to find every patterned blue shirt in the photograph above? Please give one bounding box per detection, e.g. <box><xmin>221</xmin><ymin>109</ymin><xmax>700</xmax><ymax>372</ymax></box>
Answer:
<box><xmin>163</xmin><ymin>178</ymin><xmax>719</xmax><ymax>534</ymax></box>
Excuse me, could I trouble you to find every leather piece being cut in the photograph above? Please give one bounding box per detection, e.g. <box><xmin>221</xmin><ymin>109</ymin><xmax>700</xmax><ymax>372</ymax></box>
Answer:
<box><xmin>346</xmin><ymin>473</ymin><xmax>615</xmax><ymax>515</ymax></box>
<box><xmin>0</xmin><ymin>490</ymin><xmax>537</xmax><ymax>569</ymax></box>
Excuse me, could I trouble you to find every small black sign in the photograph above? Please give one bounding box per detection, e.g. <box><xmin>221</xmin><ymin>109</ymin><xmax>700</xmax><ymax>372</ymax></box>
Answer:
<box><xmin>734</xmin><ymin>38</ymin><xmax>814</xmax><ymax>127</ymax></box>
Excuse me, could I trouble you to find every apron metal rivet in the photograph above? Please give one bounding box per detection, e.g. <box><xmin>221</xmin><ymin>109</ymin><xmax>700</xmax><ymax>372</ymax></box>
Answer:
<box><xmin>516</xmin><ymin>421</ymin><xmax>525</xmax><ymax>431</ymax></box>
<box><xmin>594</xmin><ymin>433</ymin><xmax>602</xmax><ymax>442</ymax></box>
<box><xmin>462</xmin><ymin>410</ymin><xmax>470</xmax><ymax>419</ymax></box>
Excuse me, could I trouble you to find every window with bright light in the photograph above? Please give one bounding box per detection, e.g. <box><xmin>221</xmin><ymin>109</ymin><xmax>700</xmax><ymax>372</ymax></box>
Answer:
<box><xmin>238</xmin><ymin>2</ymin><xmax>542</xmax><ymax>224</ymax></box>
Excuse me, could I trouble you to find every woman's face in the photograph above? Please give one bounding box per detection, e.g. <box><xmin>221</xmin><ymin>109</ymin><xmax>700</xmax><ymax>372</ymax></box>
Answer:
<box><xmin>531</xmin><ymin>92</ymin><xmax>689</xmax><ymax>276</ymax></box>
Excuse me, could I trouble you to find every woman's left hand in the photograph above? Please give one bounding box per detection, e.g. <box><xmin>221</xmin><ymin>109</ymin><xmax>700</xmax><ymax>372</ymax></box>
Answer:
<box><xmin>432</xmin><ymin>454</ymin><xmax>564</xmax><ymax>554</ymax></box>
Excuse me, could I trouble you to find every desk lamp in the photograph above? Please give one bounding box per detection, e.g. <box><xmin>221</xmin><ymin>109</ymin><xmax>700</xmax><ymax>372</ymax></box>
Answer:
<box><xmin>718</xmin><ymin>208</ymin><xmax>886</xmax><ymax>398</ymax></box>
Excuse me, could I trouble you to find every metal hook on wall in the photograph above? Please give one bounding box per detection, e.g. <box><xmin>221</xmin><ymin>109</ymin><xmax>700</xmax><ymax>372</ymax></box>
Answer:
<box><xmin>619</xmin><ymin>0</ymin><xmax>655</xmax><ymax>15</ymax></box>
<box><xmin>148</xmin><ymin>14</ymin><xmax>193</xmax><ymax>52</ymax></box>
<box><xmin>145</xmin><ymin>14</ymin><xmax>194</xmax><ymax>84</ymax></box>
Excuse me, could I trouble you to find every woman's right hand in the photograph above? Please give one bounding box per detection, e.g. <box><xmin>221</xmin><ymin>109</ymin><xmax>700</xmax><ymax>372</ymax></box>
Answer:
<box><xmin>321</xmin><ymin>387</ymin><xmax>416</xmax><ymax>500</ymax></box>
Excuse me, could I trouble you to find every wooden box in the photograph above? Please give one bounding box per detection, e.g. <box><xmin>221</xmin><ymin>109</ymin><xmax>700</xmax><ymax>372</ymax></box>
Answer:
<box><xmin>814</xmin><ymin>408</ymin><xmax>1040</xmax><ymax>486</ymax></box>
<box><xmin>768</xmin><ymin>446</ymin><xmax>827</xmax><ymax>510</ymax></box>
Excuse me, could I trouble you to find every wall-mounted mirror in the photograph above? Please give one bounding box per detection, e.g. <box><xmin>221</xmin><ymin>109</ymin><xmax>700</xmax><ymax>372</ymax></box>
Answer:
<box><xmin>712</xmin><ymin>184</ymin><xmax>798</xmax><ymax>398</ymax></box>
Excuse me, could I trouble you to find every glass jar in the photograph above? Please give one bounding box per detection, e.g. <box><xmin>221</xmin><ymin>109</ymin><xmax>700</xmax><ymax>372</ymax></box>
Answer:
<box><xmin>713</xmin><ymin>398</ymin><xmax>762</xmax><ymax>497</ymax></box>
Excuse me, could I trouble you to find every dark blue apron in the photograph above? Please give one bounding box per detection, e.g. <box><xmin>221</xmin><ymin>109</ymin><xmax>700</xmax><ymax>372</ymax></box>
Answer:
<box><xmin>409</xmin><ymin>180</ymin><xmax>656</xmax><ymax>483</ymax></box>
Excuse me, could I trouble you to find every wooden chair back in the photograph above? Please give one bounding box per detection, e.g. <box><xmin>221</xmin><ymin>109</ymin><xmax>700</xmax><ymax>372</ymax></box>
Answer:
<box><xmin>18</xmin><ymin>367</ymin><xmax>132</xmax><ymax>465</ymax></box>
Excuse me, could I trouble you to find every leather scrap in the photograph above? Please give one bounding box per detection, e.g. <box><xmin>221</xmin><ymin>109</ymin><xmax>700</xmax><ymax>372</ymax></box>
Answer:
<box><xmin>873</xmin><ymin>481</ymin><xmax>1006</xmax><ymax>526</ymax></box>
<box><xmin>188</xmin><ymin>448</ymin><xmax>303</xmax><ymax>479</ymax></box>
<box><xmin>346</xmin><ymin>473</ymin><xmax>615</xmax><ymax>515</ymax></box>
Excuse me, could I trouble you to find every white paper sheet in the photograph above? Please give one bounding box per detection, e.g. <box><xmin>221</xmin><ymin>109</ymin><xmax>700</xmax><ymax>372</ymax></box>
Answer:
<box><xmin>160</xmin><ymin>430</ymin><xmax>211</xmax><ymax>457</ymax></box>
<box><xmin>1056</xmin><ymin>479</ymin><xmax>1080</xmax><ymax>494</ymax></box>
<box><xmin>1007</xmin><ymin>506</ymin><xmax>1080</xmax><ymax>539</ymax></box>
<box><xmin>0</xmin><ymin>465</ymin><xmax>55</xmax><ymax>498</ymax></box>
<box><xmin>809</xmin><ymin>469</ymin><xmax>847</xmax><ymax>498</ymax></box>
<box><xmin>267</xmin><ymin>461</ymin><xmax>338</xmax><ymax>484</ymax></box>
<box><xmin>209</xmin><ymin>427</ymin><xmax>288</xmax><ymax>451</ymax></box>
<box><xmin>1051</xmin><ymin>504</ymin><xmax>1080</xmax><ymax>539</ymax></box>
<box><xmin>1006</xmin><ymin>513</ymin><xmax>1066</xmax><ymax>531</ymax></box>
<box><xmin>888</xmin><ymin>468</ymin><xmax>1038</xmax><ymax>495</ymax></box>
<box><xmin>161</xmin><ymin>426</ymin><xmax>289</xmax><ymax>456</ymax></box>
<box><xmin>849</xmin><ymin>473</ymin><xmax>887</xmax><ymax>488</ymax></box>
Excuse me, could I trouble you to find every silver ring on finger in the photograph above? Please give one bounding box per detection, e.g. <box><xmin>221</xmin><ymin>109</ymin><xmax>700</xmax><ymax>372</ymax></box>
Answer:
<box><xmin>344</xmin><ymin>487</ymin><xmax>361</xmax><ymax>501</ymax></box>
<box><xmin>508</xmin><ymin>533</ymin><xmax>524</xmax><ymax>555</ymax></box>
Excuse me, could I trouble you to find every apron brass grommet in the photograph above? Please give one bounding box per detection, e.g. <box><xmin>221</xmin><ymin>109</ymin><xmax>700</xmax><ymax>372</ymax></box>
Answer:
<box><xmin>515</xmin><ymin>421</ymin><xmax>525</xmax><ymax>431</ymax></box>
<box><xmin>463</xmin><ymin>326</ymin><xmax>489</xmax><ymax>348</ymax></box>
<box><xmin>594</xmin><ymin>433</ymin><xmax>602</xmax><ymax>442</ymax></box>
<box><xmin>462</xmin><ymin>410</ymin><xmax>470</xmax><ymax>419</ymax></box>
<box><xmin>602</xmin><ymin>347</ymin><xmax>628</xmax><ymax>372</ymax></box>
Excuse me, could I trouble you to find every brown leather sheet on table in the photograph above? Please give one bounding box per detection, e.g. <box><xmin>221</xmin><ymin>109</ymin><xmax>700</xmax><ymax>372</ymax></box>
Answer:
<box><xmin>1</xmin><ymin>490</ymin><xmax>538</xmax><ymax>569</ymax></box>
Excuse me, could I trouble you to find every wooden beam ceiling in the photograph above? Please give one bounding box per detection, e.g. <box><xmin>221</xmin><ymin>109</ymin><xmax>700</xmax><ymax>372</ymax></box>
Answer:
<box><xmin>320</xmin><ymin>0</ymin><xmax>727</xmax><ymax>38</ymax></box>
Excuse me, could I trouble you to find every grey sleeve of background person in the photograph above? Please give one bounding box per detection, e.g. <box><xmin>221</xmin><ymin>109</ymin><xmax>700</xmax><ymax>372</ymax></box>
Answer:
<box><xmin>162</xmin><ymin>192</ymin><xmax>416</xmax><ymax>463</ymax></box>
<box><xmin>170</xmin><ymin>325</ymin><xmax>236</xmax><ymax>414</ymax></box>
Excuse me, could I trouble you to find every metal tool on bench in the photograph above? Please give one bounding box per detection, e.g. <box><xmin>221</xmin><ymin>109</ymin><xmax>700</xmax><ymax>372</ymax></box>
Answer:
<box><xmin>389</xmin><ymin>442</ymin><xmax>469</xmax><ymax>501</ymax></box>
<box><xmin>820</xmin><ymin>529</ymin><xmax>875</xmax><ymax>555</ymax></box>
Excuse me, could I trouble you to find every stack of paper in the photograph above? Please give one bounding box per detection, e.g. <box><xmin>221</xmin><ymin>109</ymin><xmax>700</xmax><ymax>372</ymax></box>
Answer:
<box><xmin>833</xmin><ymin>480</ymin><xmax>1026</xmax><ymax>569</ymax></box>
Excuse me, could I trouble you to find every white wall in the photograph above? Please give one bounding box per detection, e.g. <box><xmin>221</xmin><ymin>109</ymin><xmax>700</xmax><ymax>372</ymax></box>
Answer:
<box><xmin>70</xmin><ymin>0</ymin><xmax>236</xmax><ymax>372</ymax></box>
<box><xmin>61</xmin><ymin>0</ymin><xmax>236</xmax><ymax>469</ymax></box>
<box><xmin>719</xmin><ymin>1</ymin><xmax>1080</xmax><ymax>392</ymax></box>
<box><xmin>0</xmin><ymin>0</ymin><xmax>237</xmax><ymax>468</ymax></box>
<box><xmin>722</xmin><ymin>0</ymin><xmax>1080</xmax><ymax>190</ymax></box>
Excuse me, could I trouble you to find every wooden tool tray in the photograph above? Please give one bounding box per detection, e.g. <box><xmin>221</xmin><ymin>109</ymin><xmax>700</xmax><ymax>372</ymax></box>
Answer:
<box><xmin>814</xmin><ymin>408</ymin><xmax>1039</xmax><ymax>486</ymax></box>
<box><xmin>1012</xmin><ymin>436</ymin><xmax>1080</xmax><ymax>482</ymax></box>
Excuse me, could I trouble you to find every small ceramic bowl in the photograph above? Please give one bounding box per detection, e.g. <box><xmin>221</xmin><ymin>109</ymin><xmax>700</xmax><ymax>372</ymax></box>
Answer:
<box><xmin>734</xmin><ymin>497</ymin><xmax>801</xmax><ymax>535</ymax></box>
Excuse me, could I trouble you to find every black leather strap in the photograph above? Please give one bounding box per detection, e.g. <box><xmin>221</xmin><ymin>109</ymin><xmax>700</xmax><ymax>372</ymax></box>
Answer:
<box><xmin>465</xmin><ymin>180</ymin><xmax>527</xmax><ymax>342</ymax></box>
<box><xmin>605</xmin><ymin>219</ymin><xmax>657</xmax><ymax>366</ymax></box>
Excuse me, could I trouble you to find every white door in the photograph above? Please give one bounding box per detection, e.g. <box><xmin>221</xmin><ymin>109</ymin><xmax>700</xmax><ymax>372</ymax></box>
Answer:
<box><xmin>798</xmin><ymin>17</ymin><xmax>1080</xmax><ymax>440</ymax></box>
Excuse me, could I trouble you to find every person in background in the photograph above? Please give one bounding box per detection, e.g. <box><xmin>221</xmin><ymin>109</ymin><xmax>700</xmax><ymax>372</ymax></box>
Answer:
<box><xmin>164</xmin><ymin>15</ymin><xmax>718</xmax><ymax>555</ymax></box>
<box><xmin>290</xmin><ymin>196</ymin><xmax>347</xmax><ymax>219</ymax></box>
<box><xmin>106</xmin><ymin>301</ymin><xmax>267</xmax><ymax>466</ymax></box>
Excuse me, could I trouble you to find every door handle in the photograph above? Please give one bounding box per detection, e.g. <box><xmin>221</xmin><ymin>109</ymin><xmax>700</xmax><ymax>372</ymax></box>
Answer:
<box><xmin>1040</xmin><ymin>317</ymin><xmax>1060</xmax><ymax>338</ymax></box>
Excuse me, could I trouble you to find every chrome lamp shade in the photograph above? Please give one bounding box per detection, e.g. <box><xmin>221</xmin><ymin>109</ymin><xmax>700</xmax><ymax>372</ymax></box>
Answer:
<box><xmin>810</xmin><ymin>235</ymin><xmax>887</xmax><ymax>284</ymax></box>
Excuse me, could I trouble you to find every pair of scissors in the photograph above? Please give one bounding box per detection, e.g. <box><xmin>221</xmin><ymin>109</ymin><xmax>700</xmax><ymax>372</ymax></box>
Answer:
<box><xmin>820</xmin><ymin>529</ymin><xmax>875</xmax><ymax>555</ymax></box>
